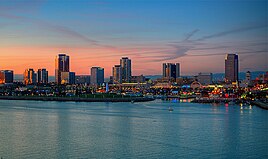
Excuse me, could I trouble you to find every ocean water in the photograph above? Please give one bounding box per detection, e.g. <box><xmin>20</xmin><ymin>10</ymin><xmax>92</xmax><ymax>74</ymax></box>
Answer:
<box><xmin>0</xmin><ymin>99</ymin><xmax>267</xmax><ymax>158</ymax></box>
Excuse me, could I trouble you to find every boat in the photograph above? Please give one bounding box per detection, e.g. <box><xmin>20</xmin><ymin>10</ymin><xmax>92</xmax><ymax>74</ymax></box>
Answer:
<box><xmin>168</xmin><ymin>107</ymin><xmax>174</xmax><ymax>112</ymax></box>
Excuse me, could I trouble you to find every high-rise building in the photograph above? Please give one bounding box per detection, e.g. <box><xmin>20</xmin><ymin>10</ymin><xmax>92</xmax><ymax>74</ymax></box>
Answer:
<box><xmin>91</xmin><ymin>67</ymin><xmax>104</xmax><ymax>85</ymax></box>
<box><xmin>120</xmin><ymin>57</ymin><xmax>131</xmax><ymax>82</ymax></box>
<box><xmin>55</xmin><ymin>54</ymin><xmax>70</xmax><ymax>84</ymax></box>
<box><xmin>112</xmin><ymin>65</ymin><xmax>122</xmax><ymax>84</ymax></box>
<box><xmin>0</xmin><ymin>70</ymin><xmax>14</xmax><ymax>84</ymax></box>
<box><xmin>163</xmin><ymin>63</ymin><xmax>180</xmax><ymax>80</ymax></box>
<box><xmin>37</xmin><ymin>68</ymin><xmax>48</xmax><ymax>84</ymax></box>
<box><xmin>225</xmin><ymin>54</ymin><xmax>238</xmax><ymax>82</ymax></box>
<box><xmin>24</xmin><ymin>68</ymin><xmax>36</xmax><ymax>85</ymax></box>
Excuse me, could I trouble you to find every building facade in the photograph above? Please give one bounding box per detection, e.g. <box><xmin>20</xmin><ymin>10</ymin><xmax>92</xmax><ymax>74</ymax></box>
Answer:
<box><xmin>61</xmin><ymin>72</ymin><xmax>76</xmax><ymax>84</ymax></box>
<box><xmin>197</xmin><ymin>73</ymin><xmax>212</xmax><ymax>85</ymax></box>
<box><xmin>245</xmin><ymin>71</ymin><xmax>251</xmax><ymax>83</ymax></box>
<box><xmin>24</xmin><ymin>68</ymin><xmax>36</xmax><ymax>85</ymax></box>
<box><xmin>91</xmin><ymin>67</ymin><xmax>104</xmax><ymax>85</ymax></box>
<box><xmin>120</xmin><ymin>57</ymin><xmax>131</xmax><ymax>82</ymax></box>
<box><xmin>131</xmin><ymin>75</ymin><xmax>146</xmax><ymax>83</ymax></box>
<box><xmin>76</xmin><ymin>75</ymin><xmax>90</xmax><ymax>85</ymax></box>
<box><xmin>112</xmin><ymin>65</ymin><xmax>122</xmax><ymax>84</ymax></box>
<box><xmin>37</xmin><ymin>68</ymin><xmax>48</xmax><ymax>84</ymax></box>
<box><xmin>163</xmin><ymin>63</ymin><xmax>180</xmax><ymax>80</ymax></box>
<box><xmin>55</xmin><ymin>54</ymin><xmax>70</xmax><ymax>84</ymax></box>
<box><xmin>225</xmin><ymin>54</ymin><xmax>239</xmax><ymax>82</ymax></box>
<box><xmin>0</xmin><ymin>70</ymin><xmax>14</xmax><ymax>84</ymax></box>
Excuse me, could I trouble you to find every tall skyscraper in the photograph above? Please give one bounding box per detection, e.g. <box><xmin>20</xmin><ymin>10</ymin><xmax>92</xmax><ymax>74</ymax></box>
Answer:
<box><xmin>91</xmin><ymin>67</ymin><xmax>104</xmax><ymax>85</ymax></box>
<box><xmin>120</xmin><ymin>57</ymin><xmax>131</xmax><ymax>83</ymax></box>
<box><xmin>55</xmin><ymin>54</ymin><xmax>70</xmax><ymax>84</ymax></box>
<box><xmin>24</xmin><ymin>68</ymin><xmax>36</xmax><ymax>85</ymax></box>
<box><xmin>163</xmin><ymin>63</ymin><xmax>180</xmax><ymax>80</ymax></box>
<box><xmin>112</xmin><ymin>65</ymin><xmax>122</xmax><ymax>84</ymax></box>
<box><xmin>0</xmin><ymin>70</ymin><xmax>14</xmax><ymax>84</ymax></box>
<box><xmin>225</xmin><ymin>54</ymin><xmax>238</xmax><ymax>82</ymax></box>
<box><xmin>37</xmin><ymin>68</ymin><xmax>48</xmax><ymax>84</ymax></box>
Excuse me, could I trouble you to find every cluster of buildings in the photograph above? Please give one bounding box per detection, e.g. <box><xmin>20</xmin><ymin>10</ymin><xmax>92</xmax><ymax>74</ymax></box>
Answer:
<box><xmin>23</xmin><ymin>68</ymin><xmax>49</xmax><ymax>85</ymax></box>
<box><xmin>0</xmin><ymin>53</ymin><xmax>266</xmax><ymax>89</ymax></box>
<box><xmin>0</xmin><ymin>70</ymin><xmax>13</xmax><ymax>84</ymax></box>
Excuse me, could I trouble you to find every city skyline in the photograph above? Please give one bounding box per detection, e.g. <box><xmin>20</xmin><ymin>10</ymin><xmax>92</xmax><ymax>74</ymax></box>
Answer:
<box><xmin>0</xmin><ymin>0</ymin><xmax>267</xmax><ymax>77</ymax></box>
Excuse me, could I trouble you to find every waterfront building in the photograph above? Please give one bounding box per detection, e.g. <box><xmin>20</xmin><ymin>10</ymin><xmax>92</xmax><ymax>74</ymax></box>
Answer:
<box><xmin>76</xmin><ymin>75</ymin><xmax>90</xmax><ymax>85</ymax></box>
<box><xmin>55</xmin><ymin>54</ymin><xmax>70</xmax><ymax>84</ymax></box>
<box><xmin>69</xmin><ymin>72</ymin><xmax>76</xmax><ymax>84</ymax></box>
<box><xmin>225</xmin><ymin>54</ymin><xmax>238</xmax><ymax>82</ymax></box>
<box><xmin>112</xmin><ymin>65</ymin><xmax>122</xmax><ymax>84</ymax></box>
<box><xmin>24</xmin><ymin>68</ymin><xmax>36</xmax><ymax>85</ymax></box>
<box><xmin>162</xmin><ymin>63</ymin><xmax>180</xmax><ymax>80</ymax></box>
<box><xmin>0</xmin><ymin>70</ymin><xmax>14</xmax><ymax>84</ymax></box>
<box><xmin>108</xmin><ymin>76</ymin><xmax>113</xmax><ymax>84</ymax></box>
<box><xmin>197</xmin><ymin>73</ymin><xmax>212</xmax><ymax>85</ymax></box>
<box><xmin>131</xmin><ymin>75</ymin><xmax>146</xmax><ymax>83</ymax></box>
<box><xmin>37</xmin><ymin>69</ymin><xmax>48</xmax><ymax>84</ymax></box>
<box><xmin>91</xmin><ymin>67</ymin><xmax>104</xmax><ymax>85</ymax></box>
<box><xmin>245</xmin><ymin>71</ymin><xmax>251</xmax><ymax>83</ymax></box>
<box><xmin>61</xmin><ymin>72</ymin><xmax>76</xmax><ymax>84</ymax></box>
<box><xmin>120</xmin><ymin>57</ymin><xmax>131</xmax><ymax>82</ymax></box>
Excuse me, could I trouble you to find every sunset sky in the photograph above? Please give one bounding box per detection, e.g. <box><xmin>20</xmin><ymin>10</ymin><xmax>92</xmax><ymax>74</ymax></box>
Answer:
<box><xmin>0</xmin><ymin>0</ymin><xmax>267</xmax><ymax>77</ymax></box>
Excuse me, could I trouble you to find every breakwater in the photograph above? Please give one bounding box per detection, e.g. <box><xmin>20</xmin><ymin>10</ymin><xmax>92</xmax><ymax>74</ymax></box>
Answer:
<box><xmin>250</xmin><ymin>101</ymin><xmax>268</xmax><ymax>110</ymax></box>
<box><xmin>0</xmin><ymin>96</ymin><xmax>154</xmax><ymax>102</ymax></box>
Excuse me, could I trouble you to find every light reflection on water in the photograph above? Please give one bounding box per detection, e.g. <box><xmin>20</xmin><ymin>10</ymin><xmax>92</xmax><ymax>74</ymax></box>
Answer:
<box><xmin>0</xmin><ymin>99</ymin><xmax>267</xmax><ymax>158</ymax></box>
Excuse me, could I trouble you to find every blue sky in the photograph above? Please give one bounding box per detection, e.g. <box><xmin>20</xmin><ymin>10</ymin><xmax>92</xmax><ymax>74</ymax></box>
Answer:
<box><xmin>0</xmin><ymin>0</ymin><xmax>267</xmax><ymax>76</ymax></box>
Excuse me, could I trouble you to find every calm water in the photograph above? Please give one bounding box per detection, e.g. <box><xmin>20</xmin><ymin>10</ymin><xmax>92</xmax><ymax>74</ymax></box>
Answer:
<box><xmin>0</xmin><ymin>99</ymin><xmax>267</xmax><ymax>158</ymax></box>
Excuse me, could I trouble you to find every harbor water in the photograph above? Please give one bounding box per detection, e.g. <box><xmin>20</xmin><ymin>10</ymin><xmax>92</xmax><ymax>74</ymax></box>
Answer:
<box><xmin>0</xmin><ymin>99</ymin><xmax>267</xmax><ymax>158</ymax></box>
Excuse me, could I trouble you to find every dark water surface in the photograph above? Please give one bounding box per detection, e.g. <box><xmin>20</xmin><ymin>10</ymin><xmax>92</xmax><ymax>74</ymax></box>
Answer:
<box><xmin>0</xmin><ymin>99</ymin><xmax>267</xmax><ymax>158</ymax></box>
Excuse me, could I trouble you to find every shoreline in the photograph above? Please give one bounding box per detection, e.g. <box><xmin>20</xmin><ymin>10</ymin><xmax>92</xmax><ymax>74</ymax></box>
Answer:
<box><xmin>0</xmin><ymin>96</ymin><xmax>155</xmax><ymax>103</ymax></box>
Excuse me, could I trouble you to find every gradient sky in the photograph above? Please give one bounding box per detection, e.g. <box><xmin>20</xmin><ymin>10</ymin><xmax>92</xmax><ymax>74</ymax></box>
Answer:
<box><xmin>0</xmin><ymin>0</ymin><xmax>267</xmax><ymax>77</ymax></box>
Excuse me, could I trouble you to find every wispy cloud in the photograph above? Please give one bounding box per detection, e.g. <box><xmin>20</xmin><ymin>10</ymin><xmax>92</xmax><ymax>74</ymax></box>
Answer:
<box><xmin>0</xmin><ymin>7</ymin><xmax>115</xmax><ymax>48</ymax></box>
<box><xmin>197</xmin><ymin>23</ymin><xmax>268</xmax><ymax>41</ymax></box>
<box><xmin>152</xmin><ymin>23</ymin><xmax>268</xmax><ymax>62</ymax></box>
<box><xmin>184</xmin><ymin>29</ymin><xmax>199</xmax><ymax>41</ymax></box>
<box><xmin>187</xmin><ymin>50</ymin><xmax>267</xmax><ymax>57</ymax></box>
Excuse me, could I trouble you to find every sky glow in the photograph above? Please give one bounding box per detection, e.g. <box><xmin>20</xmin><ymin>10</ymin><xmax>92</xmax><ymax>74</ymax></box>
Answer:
<box><xmin>0</xmin><ymin>0</ymin><xmax>267</xmax><ymax>77</ymax></box>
